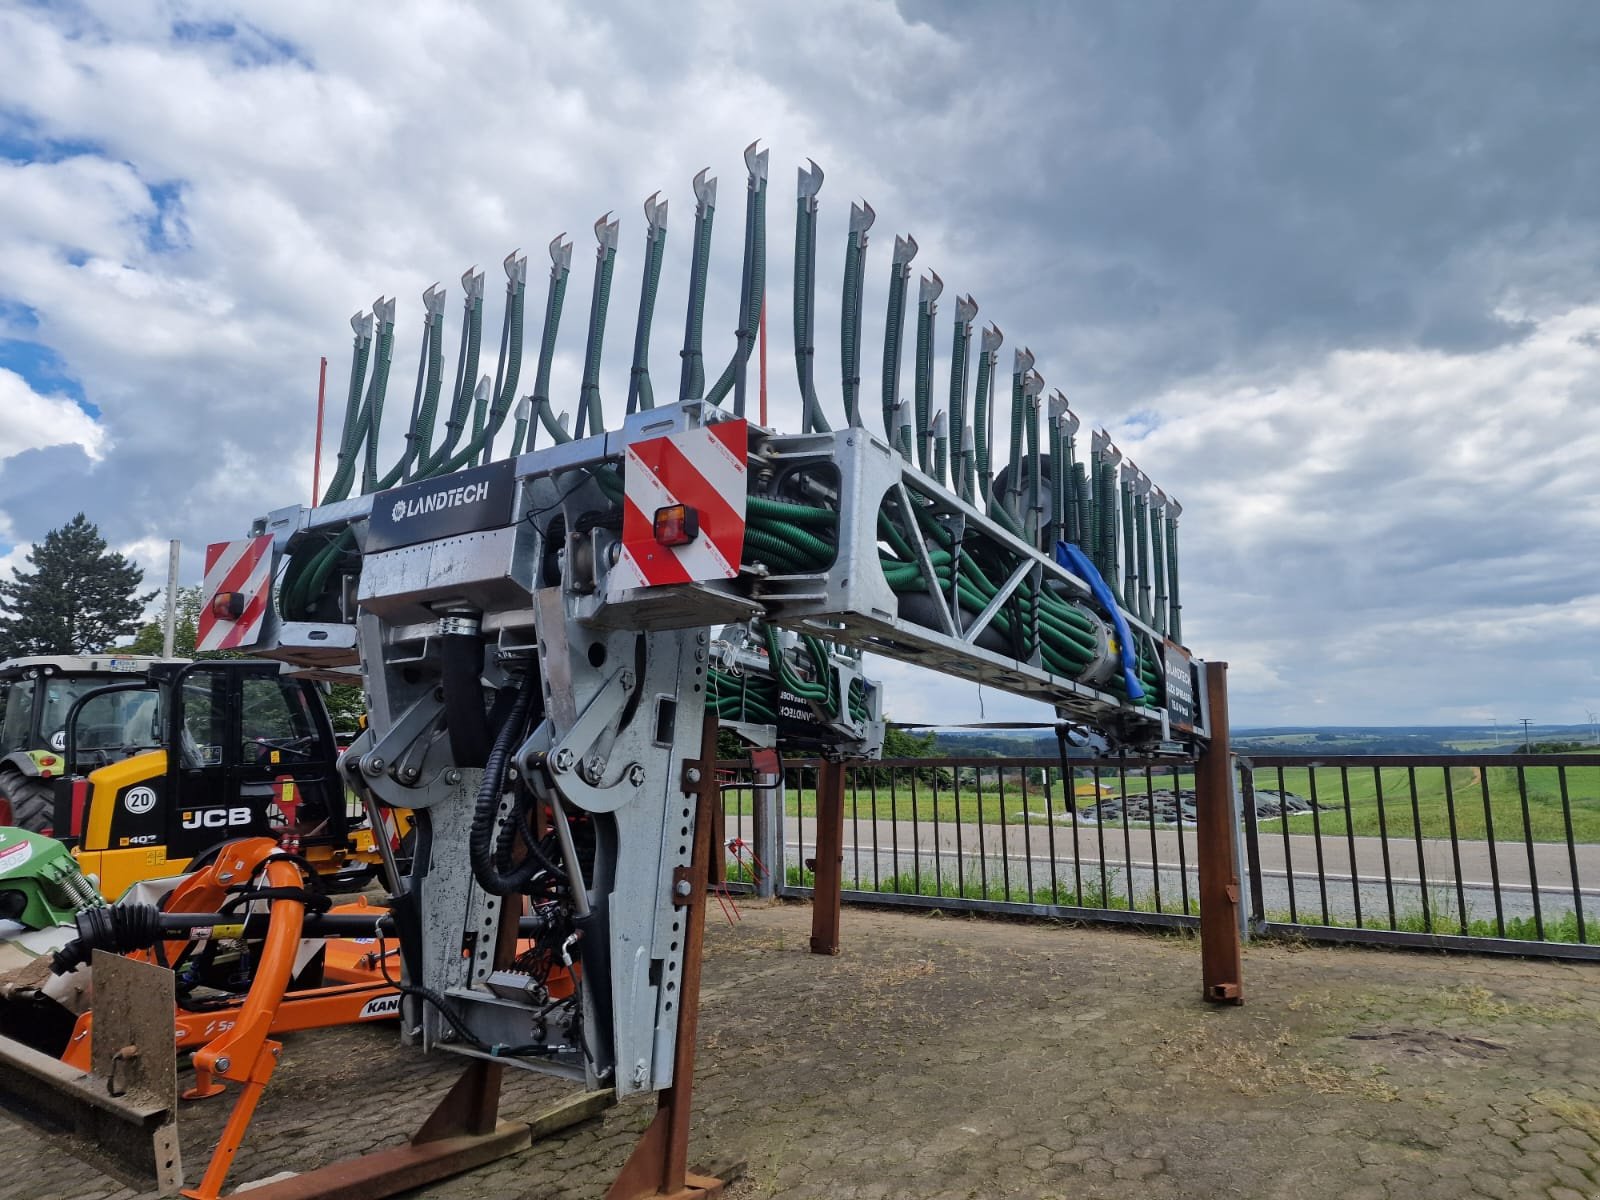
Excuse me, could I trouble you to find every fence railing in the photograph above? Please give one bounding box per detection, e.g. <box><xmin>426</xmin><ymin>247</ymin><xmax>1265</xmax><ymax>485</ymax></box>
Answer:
<box><xmin>721</xmin><ymin>755</ymin><xmax>1204</xmax><ymax>931</ymax></box>
<box><xmin>1239</xmin><ymin>753</ymin><xmax>1600</xmax><ymax>959</ymax></box>
<box><xmin>716</xmin><ymin>750</ymin><xmax>1600</xmax><ymax>960</ymax></box>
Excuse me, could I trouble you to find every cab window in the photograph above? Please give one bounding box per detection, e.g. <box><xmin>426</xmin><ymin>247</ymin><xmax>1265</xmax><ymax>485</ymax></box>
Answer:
<box><xmin>240</xmin><ymin>676</ymin><xmax>320</xmax><ymax>765</ymax></box>
<box><xmin>180</xmin><ymin>675</ymin><xmax>227</xmax><ymax>767</ymax></box>
<box><xmin>69</xmin><ymin>688</ymin><xmax>162</xmax><ymax>769</ymax></box>
<box><xmin>0</xmin><ymin>682</ymin><xmax>32</xmax><ymax>756</ymax></box>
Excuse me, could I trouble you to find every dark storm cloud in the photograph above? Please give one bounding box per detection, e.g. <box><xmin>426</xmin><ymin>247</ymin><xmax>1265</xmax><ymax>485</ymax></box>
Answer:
<box><xmin>894</xmin><ymin>2</ymin><xmax>1600</xmax><ymax>397</ymax></box>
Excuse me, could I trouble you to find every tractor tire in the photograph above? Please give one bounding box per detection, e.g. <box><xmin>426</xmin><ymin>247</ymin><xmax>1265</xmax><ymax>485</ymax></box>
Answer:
<box><xmin>0</xmin><ymin>768</ymin><xmax>53</xmax><ymax>833</ymax></box>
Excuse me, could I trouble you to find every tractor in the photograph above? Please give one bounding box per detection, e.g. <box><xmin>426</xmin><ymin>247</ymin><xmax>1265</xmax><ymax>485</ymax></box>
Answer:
<box><xmin>0</xmin><ymin>653</ymin><xmax>183</xmax><ymax>830</ymax></box>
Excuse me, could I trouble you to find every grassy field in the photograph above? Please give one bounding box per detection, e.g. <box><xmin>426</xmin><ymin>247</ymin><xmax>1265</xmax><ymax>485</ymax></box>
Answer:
<box><xmin>720</xmin><ymin>777</ymin><xmax>1082</xmax><ymax>830</ymax></box>
<box><xmin>718</xmin><ymin>760</ymin><xmax>1600</xmax><ymax>845</ymax></box>
<box><xmin>1246</xmin><ymin>763</ymin><xmax>1600</xmax><ymax>844</ymax></box>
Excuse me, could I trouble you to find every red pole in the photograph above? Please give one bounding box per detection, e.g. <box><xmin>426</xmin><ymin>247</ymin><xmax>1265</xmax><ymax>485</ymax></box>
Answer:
<box><xmin>758</xmin><ymin>297</ymin><xmax>767</xmax><ymax>428</ymax></box>
<box><xmin>311</xmin><ymin>355</ymin><xmax>327</xmax><ymax>506</ymax></box>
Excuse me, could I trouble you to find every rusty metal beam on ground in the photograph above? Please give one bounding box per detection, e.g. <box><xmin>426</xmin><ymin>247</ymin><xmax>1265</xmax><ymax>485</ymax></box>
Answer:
<box><xmin>604</xmin><ymin>711</ymin><xmax>726</xmax><ymax>1200</ymax></box>
<box><xmin>809</xmin><ymin>758</ymin><xmax>846</xmax><ymax>955</ymax></box>
<box><xmin>231</xmin><ymin>1060</ymin><xmax>522</xmax><ymax>1200</ymax></box>
<box><xmin>1195</xmin><ymin>661</ymin><xmax>1244</xmax><ymax>1004</ymax></box>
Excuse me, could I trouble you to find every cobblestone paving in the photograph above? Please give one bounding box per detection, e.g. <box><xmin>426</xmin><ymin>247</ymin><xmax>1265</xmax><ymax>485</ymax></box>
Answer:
<box><xmin>3</xmin><ymin>901</ymin><xmax>1599</xmax><ymax>1199</ymax></box>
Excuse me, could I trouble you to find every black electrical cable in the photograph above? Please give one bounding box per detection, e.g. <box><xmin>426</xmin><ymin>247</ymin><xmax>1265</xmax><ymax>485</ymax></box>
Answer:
<box><xmin>375</xmin><ymin>926</ymin><xmax>562</xmax><ymax>1059</ymax></box>
<box><xmin>468</xmin><ymin>667</ymin><xmax>544</xmax><ymax>895</ymax></box>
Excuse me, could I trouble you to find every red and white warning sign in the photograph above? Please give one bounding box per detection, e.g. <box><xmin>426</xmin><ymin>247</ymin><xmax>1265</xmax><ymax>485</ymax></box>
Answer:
<box><xmin>612</xmin><ymin>420</ymin><xmax>748</xmax><ymax>590</ymax></box>
<box><xmin>197</xmin><ymin>535</ymin><xmax>274</xmax><ymax>651</ymax></box>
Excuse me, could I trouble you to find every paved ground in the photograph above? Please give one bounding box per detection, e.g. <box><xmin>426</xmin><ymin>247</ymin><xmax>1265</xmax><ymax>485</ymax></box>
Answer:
<box><xmin>4</xmin><ymin>900</ymin><xmax>1600</xmax><ymax>1199</ymax></box>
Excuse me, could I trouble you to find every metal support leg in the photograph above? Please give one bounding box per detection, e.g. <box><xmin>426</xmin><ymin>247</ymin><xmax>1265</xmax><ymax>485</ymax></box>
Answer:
<box><xmin>1195</xmin><ymin>662</ymin><xmax>1244</xmax><ymax>1004</ymax></box>
<box><xmin>752</xmin><ymin>770</ymin><xmax>778</xmax><ymax>900</ymax></box>
<box><xmin>809</xmin><ymin>759</ymin><xmax>846</xmax><ymax>956</ymax></box>
<box><xmin>709</xmin><ymin>784</ymin><xmax>728</xmax><ymax>886</ymax></box>
<box><xmin>604</xmin><ymin>710</ymin><xmax>726</xmax><ymax>1200</ymax></box>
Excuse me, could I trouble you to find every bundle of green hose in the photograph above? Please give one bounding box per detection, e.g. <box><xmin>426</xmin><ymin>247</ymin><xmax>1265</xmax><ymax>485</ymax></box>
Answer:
<box><xmin>709</xmin><ymin>664</ymin><xmax>778</xmax><ymax>723</ymax></box>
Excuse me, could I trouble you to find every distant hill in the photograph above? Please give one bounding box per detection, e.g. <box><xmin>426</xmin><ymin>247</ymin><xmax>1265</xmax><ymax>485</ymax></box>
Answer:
<box><xmin>922</xmin><ymin>724</ymin><xmax>1599</xmax><ymax>758</ymax></box>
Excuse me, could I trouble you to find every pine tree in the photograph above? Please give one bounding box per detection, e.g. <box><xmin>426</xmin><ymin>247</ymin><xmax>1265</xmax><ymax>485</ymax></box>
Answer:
<box><xmin>125</xmin><ymin>585</ymin><xmax>202</xmax><ymax>657</ymax></box>
<box><xmin>0</xmin><ymin>514</ymin><xmax>157</xmax><ymax>656</ymax></box>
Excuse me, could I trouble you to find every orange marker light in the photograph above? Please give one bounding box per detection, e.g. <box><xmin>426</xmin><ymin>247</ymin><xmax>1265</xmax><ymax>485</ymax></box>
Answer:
<box><xmin>652</xmin><ymin>503</ymin><xmax>699</xmax><ymax>547</ymax></box>
<box><xmin>211</xmin><ymin>592</ymin><xmax>246</xmax><ymax>620</ymax></box>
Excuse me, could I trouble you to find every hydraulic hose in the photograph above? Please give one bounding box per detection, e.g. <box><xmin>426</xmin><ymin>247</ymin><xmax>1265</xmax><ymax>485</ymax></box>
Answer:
<box><xmin>468</xmin><ymin>667</ymin><xmax>544</xmax><ymax>897</ymax></box>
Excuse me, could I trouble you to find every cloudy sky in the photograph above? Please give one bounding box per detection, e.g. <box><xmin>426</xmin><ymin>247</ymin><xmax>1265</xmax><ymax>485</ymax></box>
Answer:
<box><xmin>2</xmin><ymin>0</ymin><xmax>1598</xmax><ymax>729</ymax></box>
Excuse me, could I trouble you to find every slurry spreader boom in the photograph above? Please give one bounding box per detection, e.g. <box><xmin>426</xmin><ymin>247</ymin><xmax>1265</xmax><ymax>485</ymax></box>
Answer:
<box><xmin>49</xmin><ymin>142</ymin><xmax>1233</xmax><ymax>1200</ymax></box>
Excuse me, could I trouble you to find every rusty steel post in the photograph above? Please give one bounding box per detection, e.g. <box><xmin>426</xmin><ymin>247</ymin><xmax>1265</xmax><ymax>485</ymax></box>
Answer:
<box><xmin>603</xmin><ymin>710</ymin><xmax>725</xmax><ymax>1200</ymax></box>
<box><xmin>1195</xmin><ymin>661</ymin><xmax>1244</xmax><ymax>1004</ymax></box>
<box><xmin>809</xmin><ymin>759</ymin><xmax>847</xmax><ymax>955</ymax></box>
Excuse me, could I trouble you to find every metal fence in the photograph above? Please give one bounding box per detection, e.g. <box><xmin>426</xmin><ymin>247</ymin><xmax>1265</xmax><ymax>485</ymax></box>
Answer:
<box><xmin>716</xmin><ymin>751</ymin><xmax>1600</xmax><ymax>960</ymax></box>
<box><xmin>721</xmin><ymin>756</ymin><xmax>1204</xmax><ymax>932</ymax></box>
<box><xmin>1239</xmin><ymin>753</ymin><xmax>1600</xmax><ymax>960</ymax></box>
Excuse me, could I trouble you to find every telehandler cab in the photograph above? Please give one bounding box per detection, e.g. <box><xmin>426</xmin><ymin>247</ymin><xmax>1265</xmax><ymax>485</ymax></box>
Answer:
<box><xmin>1</xmin><ymin>657</ymin><xmax>396</xmax><ymax>898</ymax></box>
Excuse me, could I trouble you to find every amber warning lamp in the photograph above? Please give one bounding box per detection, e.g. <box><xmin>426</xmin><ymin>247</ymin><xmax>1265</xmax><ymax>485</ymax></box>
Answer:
<box><xmin>211</xmin><ymin>591</ymin><xmax>247</xmax><ymax>620</ymax></box>
<box><xmin>652</xmin><ymin>503</ymin><xmax>700</xmax><ymax>547</ymax></box>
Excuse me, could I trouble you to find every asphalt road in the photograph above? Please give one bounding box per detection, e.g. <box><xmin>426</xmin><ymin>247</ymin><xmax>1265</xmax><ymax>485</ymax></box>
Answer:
<box><xmin>759</xmin><ymin>812</ymin><xmax>1600</xmax><ymax>931</ymax></box>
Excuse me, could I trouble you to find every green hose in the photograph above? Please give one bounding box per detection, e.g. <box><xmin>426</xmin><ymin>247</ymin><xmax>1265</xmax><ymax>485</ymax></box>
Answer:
<box><xmin>408</xmin><ymin>294</ymin><xmax>445</xmax><ymax>478</ymax></box>
<box><xmin>913</xmin><ymin>290</ymin><xmax>935</xmax><ymax>473</ymax></box>
<box><xmin>972</xmin><ymin>345</ymin><xmax>992</xmax><ymax>498</ymax></box>
<box><xmin>707</xmin><ymin>158</ymin><xmax>766</xmax><ymax>414</ymax></box>
<box><xmin>881</xmin><ymin>237</ymin><xmax>913</xmax><ymax>447</ymax></box>
<box><xmin>522</xmin><ymin>246</ymin><xmax>570</xmax><ymax>455</ymax></box>
<box><xmin>1151</xmin><ymin>504</ymin><xmax>1168</xmax><ymax>636</ymax></box>
<box><xmin>628</xmin><ymin>202</ymin><xmax>667</xmax><ymax>415</ymax></box>
<box><xmin>1166</xmin><ymin>513</ymin><xmax>1182</xmax><ymax>644</ymax></box>
<box><xmin>679</xmin><ymin>177</ymin><xmax>715</xmax><ymax>402</ymax></box>
<box><xmin>576</xmin><ymin>221</ymin><xmax>618</xmax><ymax>439</ymax></box>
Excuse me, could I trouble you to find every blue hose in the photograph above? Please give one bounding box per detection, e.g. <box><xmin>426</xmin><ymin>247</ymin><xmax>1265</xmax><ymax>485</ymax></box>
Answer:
<box><xmin>1054</xmin><ymin>540</ymin><xmax>1144</xmax><ymax>702</ymax></box>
